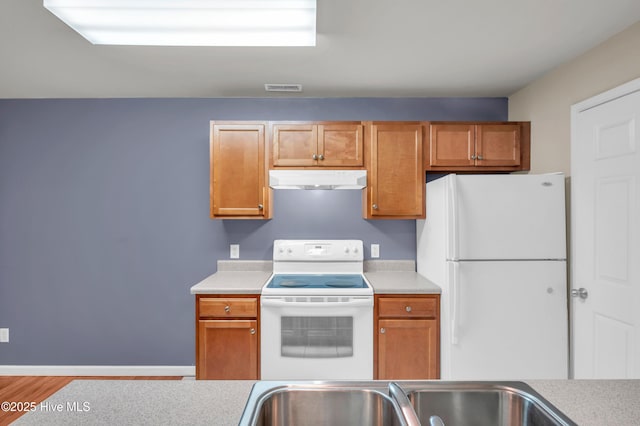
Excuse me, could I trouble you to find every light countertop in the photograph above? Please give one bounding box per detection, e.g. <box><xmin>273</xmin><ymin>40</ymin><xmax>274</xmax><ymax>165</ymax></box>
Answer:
<box><xmin>190</xmin><ymin>260</ymin><xmax>441</xmax><ymax>295</ymax></box>
<box><xmin>14</xmin><ymin>380</ymin><xmax>255</xmax><ymax>426</ymax></box>
<box><xmin>527</xmin><ymin>380</ymin><xmax>640</xmax><ymax>426</ymax></box>
<box><xmin>190</xmin><ymin>261</ymin><xmax>271</xmax><ymax>294</ymax></box>
<box><xmin>365</xmin><ymin>271</ymin><xmax>440</xmax><ymax>294</ymax></box>
<box><xmin>14</xmin><ymin>379</ymin><xmax>640</xmax><ymax>425</ymax></box>
<box><xmin>190</xmin><ymin>271</ymin><xmax>270</xmax><ymax>294</ymax></box>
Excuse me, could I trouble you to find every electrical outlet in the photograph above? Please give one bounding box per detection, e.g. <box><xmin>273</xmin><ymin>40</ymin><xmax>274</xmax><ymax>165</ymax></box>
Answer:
<box><xmin>0</xmin><ymin>328</ymin><xmax>9</xmax><ymax>343</ymax></box>
<box><xmin>371</xmin><ymin>244</ymin><xmax>380</xmax><ymax>258</ymax></box>
<box><xmin>230</xmin><ymin>244</ymin><xmax>240</xmax><ymax>259</ymax></box>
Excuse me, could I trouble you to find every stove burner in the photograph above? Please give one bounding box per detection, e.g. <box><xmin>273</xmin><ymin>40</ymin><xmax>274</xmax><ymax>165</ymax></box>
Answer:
<box><xmin>279</xmin><ymin>279</ymin><xmax>311</xmax><ymax>288</ymax></box>
<box><xmin>324</xmin><ymin>280</ymin><xmax>358</xmax><ymax>288</ymax></box>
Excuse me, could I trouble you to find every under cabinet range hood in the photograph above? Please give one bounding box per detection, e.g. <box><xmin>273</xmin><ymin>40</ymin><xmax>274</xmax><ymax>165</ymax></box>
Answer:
<box><xmin>269</xmin><ymin>170</ymin><xmax>367</xmax><ymax>190</ymax></box>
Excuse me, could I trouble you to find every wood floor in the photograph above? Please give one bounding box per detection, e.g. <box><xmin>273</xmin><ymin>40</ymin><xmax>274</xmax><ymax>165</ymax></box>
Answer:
<box><xmin>0</xmin><ymin>376</ymin><xmax>182</xmax><ymax>425</ymax></box>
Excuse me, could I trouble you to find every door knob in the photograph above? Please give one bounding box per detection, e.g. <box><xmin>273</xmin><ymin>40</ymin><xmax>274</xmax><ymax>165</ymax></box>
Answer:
<box><xmin>250</xmin><ymin>328</ymin><xmax>256</xmax><ymax>335</ymax></box>
<box><xmin>571</xmin><ymin>288</ymin><xmax>589</xmax><ymax>299</ymax></box>
<box><xmin>318</xmin><ymin>154</ymin><xmax>325</xmax><ymax>160</ymax></box>
<box><xmin>312</xmin><ymin>154</ymin><xmax>318</xmax><ymax>160</ymax></box>
<box><xmin>380</xmin><ymin>328</ymin><xmax>386</xmax><ymax>334</ymax></box>
<box><xmin>258</xmin><ymin>204</ymin><xmax>264</xmax><ymax>210</ymax></box>
<box><xmin>372</xmin><ymin>204</ymin><xmax>378</xmax><ymax>210</ymax></box>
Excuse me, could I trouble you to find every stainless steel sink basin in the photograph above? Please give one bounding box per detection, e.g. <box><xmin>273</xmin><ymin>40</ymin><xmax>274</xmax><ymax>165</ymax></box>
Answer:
<box><xmin>400</xmin><ymin>382</ymin><xmax>576</xmax><ymax>426</ymax></box>
<box><xmin>239</xmin><ymin>382</ymin><xmax>407</xmax><ymax>426</ymax></box>
<box><xmin>239</xmin><ymin>381</ymin><xmax>577</xmax><ymax>426</ymax></box>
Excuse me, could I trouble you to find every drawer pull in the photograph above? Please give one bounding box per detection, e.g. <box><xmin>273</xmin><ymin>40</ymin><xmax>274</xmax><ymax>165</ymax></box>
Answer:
<box><xmin>405</xmin><ymin>306</ymin><xmax>412</xmax><ymax>313</ymax></box>
<box><xmin>380</xmin><ymin>328</ymin><xmax>386</xmax><ymax>334</ymax></box>
<box><xmin>224</xmin><ymin>305</ymin><xmax>231</xmax><ymax>313</ymax></box>
<box><xmin>250</xmin><ymin>328</ymin><xmax>256</xmax><ymax>335</ymax></box>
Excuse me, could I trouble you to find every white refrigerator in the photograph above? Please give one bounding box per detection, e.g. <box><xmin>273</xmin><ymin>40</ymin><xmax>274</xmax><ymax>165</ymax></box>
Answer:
<box><xmin>417</xmin><ymin>173</ymin><xmax>568</xmax><ymax>380</ymax></box>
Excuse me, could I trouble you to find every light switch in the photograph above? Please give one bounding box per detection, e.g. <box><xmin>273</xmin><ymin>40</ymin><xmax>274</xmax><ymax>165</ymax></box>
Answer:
<box><xmin>0</xmin><ymin>328</ymin><xmax>8</xmax><ymax>343</ymax></box>
<box><xmin>371</xmin><ymin>244</ymin><xmax>380</xmax><ymax>258</ymax></box>
<box><xmin>230</xmin><ymin>244</ymin><xmax>240</xmax><ymax>259</ymax></box>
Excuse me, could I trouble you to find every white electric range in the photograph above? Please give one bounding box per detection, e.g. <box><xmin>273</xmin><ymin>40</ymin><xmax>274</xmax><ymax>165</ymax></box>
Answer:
<box><xmin>260</xmin><ymin>239</ymin><xmax>374</xmax><ymax>380</ymax></box>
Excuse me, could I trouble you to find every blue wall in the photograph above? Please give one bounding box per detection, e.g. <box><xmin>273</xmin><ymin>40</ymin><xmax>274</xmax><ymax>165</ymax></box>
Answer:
<box><xmin>0</xmin><ymin>97</ymin><xmax>507</xmax><ymax>365</ymax></box>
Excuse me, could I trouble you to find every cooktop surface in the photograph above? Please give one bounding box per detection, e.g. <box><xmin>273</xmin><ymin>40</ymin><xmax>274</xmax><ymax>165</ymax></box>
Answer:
<box><xmin>266</xmin><ymin>274</ymin><xmax>368</xmax><ymax>289</ymax></box>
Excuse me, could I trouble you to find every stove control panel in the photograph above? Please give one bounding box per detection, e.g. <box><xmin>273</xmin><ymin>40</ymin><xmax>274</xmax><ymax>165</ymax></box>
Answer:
<box><xmin>273</xmin><ymin>240</ymin><xmax>363</xmax><ymax>262</ymax></box>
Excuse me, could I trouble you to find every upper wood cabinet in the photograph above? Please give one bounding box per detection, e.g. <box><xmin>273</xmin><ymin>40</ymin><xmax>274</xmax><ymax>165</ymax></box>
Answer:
<box><xmin>363</xmin><ymin>122</ymin><xmax>425</xmax><ymax>219</ymax></box>
<box><xmin>426</xmin><ymin>122</ymin><xmax>530</xmax><ymax>171</ymax></box>
<box><xmin>271</xmin><ymin>122</ymin><xmax>364</xmax><ymax>168</ymax></box>
<box><xmin>210</xmin><ymin>121</ymin><xmax>271</xmax><ymax>219</ymax></box>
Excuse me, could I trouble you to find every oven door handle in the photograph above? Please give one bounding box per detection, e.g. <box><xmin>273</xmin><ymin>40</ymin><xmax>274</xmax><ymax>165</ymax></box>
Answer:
<box><xmin>261</xmin><ymin>298</ymin><xmax>373</xmax><ymax>308</ymax></box>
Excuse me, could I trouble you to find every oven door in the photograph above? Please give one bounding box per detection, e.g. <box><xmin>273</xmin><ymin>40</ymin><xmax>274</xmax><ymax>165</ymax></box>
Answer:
<box><xmin>260</xmin><ymin>296</ymin><xmax>373</xmax><ymax>380</ymax></box>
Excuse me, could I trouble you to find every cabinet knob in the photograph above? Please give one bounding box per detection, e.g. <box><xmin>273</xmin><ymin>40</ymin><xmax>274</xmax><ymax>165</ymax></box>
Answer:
<box><xmin>318</xmin><ymin>154</ymin><xmax>325</xmax><ymax>160</ymax></box>
<box><xmin>258</xmin><ymin>204</ymin><xmax>264</xmax><ymax>210</ymax></box>
<box><xmin>250</xmin><ymin>328</ymin><xmax>256</xmax><ymax>335</ymax></box>
<box><xmin>224</xmin><ymin>305</ymin><xmax>231</xmax><ymax>313</ymax></box>
<box><xmin>405</xmin><ymin>306</ymin><xmax>412</xmax><ymax>313</ymax></box>
<box><xmin>470</xmin><ymin>155</ymin><xmax>477</xmax><ymax>160</ymax></box>
<box><xmin>312</xmin><ymin>154</ymin><xmax>318</xmax><ymax>160</ymax></box>
<box><xmin>380</xmin><ymin>328</ymin><xmax>386</xmax><ymax>334</ymax></box>
<box><xmin>372</xmin><ymin>204</ymin><xmax>378</xmax><ymax>210</ymax></box>
<box><xmin>477</xmin><ymin>155</ymin><xmax>484</xmax><ymax>160</ymax></box>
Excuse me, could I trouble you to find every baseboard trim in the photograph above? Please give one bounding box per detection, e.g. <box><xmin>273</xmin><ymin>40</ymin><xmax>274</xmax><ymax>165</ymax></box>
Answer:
<box><xmin>0</xmin><ymin>365</ymin><xmax>195</xmax><ymax>376</ymax></box>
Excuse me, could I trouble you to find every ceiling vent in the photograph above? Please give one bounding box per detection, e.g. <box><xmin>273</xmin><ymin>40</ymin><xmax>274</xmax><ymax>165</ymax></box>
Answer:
<box><xmin>265</xmin><ymin>84</ymin><xmax>303</xmax><ymax>93</ymax></box>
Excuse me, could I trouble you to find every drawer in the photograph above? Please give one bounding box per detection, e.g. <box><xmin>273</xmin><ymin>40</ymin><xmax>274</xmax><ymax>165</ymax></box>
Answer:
<box><xmin>199</xmin><ymin>297</ymin><xmax>258</xmax><ymax>318</ymax></box>
<box><xmin>378</xmin><ymin>297</ymin><xmax>437</xmax><ymax>318</ymax></box>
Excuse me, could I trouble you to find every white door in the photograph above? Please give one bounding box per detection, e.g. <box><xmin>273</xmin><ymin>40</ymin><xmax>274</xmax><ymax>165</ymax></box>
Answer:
<box><xmin>452</xmin><ymin>174</ymin><xmax>567</xmax><ymax>260</ymax></box>
<box><xmin>446</xmin><ymin>260</ymin><xmax>568</xmax><ymax>380</ymax></box>
<box><xmin>571</xmin><ymin>79</ymin><xmax>640</xmax><ymax>378</ymax></box>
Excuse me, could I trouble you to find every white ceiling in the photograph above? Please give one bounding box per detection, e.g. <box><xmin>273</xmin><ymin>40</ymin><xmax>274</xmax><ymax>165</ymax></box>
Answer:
<box><xmin>2</xmin><ymin>0</ymin><xmax>640</xmax><ymax>99</ymax></box>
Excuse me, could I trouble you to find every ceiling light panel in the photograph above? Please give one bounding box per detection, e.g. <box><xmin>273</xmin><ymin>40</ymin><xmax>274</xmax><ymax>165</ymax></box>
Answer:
<box><xmin>43</xmin><ymin>0</ymin><xmax>316</xmax><ymax>46</ymax></box>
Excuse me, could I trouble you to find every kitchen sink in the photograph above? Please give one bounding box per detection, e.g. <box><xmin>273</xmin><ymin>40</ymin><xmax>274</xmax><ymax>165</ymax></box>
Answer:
<box><xmin>400</xmin><ymin>382</ymin><xmax>576</xmax><ymax>426</ymax></box>
<box><xmin>238</xmin><ymin>382</ymin><xmax>408</xmax><ymax>426</ymax></box>
<box><xmin>239</xmin><ymin>381</ymin><xmax>576</xmax><ymax>426</ymax></box>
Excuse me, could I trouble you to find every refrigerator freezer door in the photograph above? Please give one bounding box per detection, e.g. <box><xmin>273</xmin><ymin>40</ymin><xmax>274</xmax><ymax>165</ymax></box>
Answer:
<box><xmin>450</xmin><ymin>174</ymin><xmax>567</xmax><ymax>260</ymax></box>
<box><xmin>445</xmin><ymin>260</ymin><xmax>568</xmax><ymax>380</ymax></box>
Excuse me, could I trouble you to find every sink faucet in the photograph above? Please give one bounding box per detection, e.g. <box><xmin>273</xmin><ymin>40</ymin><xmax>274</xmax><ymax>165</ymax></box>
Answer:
<box><xmin>388</xmin><ymin>382</ymin><xmax>421</xmax><ymax>426</ymax></box>
<box><xmin>429</xmin><ymin>415</ymin><xmax>445</xmax><ymax>426</ymax></box>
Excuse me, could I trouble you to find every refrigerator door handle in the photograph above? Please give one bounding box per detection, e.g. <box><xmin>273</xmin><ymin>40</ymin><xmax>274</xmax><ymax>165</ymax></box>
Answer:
<box><xmin>446</xmin><ymin>175</ymin><xmax>459</xmax><ymax>260</ymax></box>
<box><xmin>451</xmin><ymin>261</ymin><xmax>460</xmax><ymax>345</ymax></box>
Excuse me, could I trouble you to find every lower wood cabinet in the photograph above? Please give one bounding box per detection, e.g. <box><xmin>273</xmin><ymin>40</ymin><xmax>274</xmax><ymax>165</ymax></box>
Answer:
<box><xmin>196</xmin><ymin>295</ymin><xmax>259</xmax><ymax>380</ymax></box>
<box><xmin>374</xmin><ymin>294</ymin><xmax>440</xmax><ymax>380</ymax></box>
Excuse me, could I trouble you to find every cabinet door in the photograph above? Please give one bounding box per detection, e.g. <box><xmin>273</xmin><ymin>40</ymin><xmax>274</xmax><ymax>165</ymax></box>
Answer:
<box><xmin>211</xmin><ymin>123</ymin><xmax>268</xmax><ymax>218</ymax></box>
<box><xmin>197</xmin><ymin>320</ymin><xmax>258</xmax><ymax>380</ymax></box>
<box><xmin>377</xmin><ymin>319</ymin><xmax>438</xmax><ymax>380</ymax></box>
<box><xmin>428</xmin><ymin>124</ymin><xmax>475</xmax><ymax>167</ymax></box>
<box><xmin>318</xmin><ymin>123</ymin><xmax>364</xmax><ymax>166</ymax></box>
<box><xmin>476</xmin><ymin>124</ymin><xmax>521</xmax><ymax>167</ymax></box>
<box><xmin>272</xmin><ymin>124</ymin><xmax>318</xmax><ymax>166</ymax></box>
<box><xmin>368</xmin><ymin>123</ymin><xmax>424</xmax><ymax>218</ymax></box>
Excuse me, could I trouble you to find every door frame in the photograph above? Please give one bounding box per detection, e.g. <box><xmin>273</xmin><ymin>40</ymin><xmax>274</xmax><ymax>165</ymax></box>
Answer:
<box><xmin>569</xmin><ymin>76</ymin><xmax>640</xmax><ymax>378</ymax></box>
